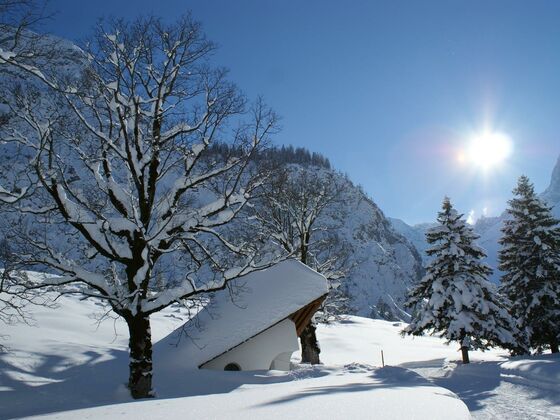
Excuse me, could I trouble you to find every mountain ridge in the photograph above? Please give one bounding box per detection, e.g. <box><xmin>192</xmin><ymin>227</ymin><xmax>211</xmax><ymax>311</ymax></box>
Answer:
<box><xmin>391</xmin><ymin>153</ymin><xmax>560</xmax><ymax>283</ymax></box>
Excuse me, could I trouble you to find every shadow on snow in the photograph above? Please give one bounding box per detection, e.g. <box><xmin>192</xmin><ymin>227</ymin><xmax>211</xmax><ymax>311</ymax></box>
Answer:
<box><xmin>251</xmin><ymin>365</ymin><xmax>450</xmax><ymax>408</ymax></box>
<box><xmin>402</xmin><ymin>355</ymin><xmax>560</xmax><ymax>413</ymax></box>
<box><xmin>0</xmin><ymin>345</ymin><xmax>329</xmax><ymax>419</ymax></box>
<box><xmin>3</xmin><ymin>341</ymin><xmax>558</xmax><ymax>419</ymax></box>
<box><xmin>1</xmin><ymin>346</ymin><xmax>435</xmax><ymax>419</ymax></box>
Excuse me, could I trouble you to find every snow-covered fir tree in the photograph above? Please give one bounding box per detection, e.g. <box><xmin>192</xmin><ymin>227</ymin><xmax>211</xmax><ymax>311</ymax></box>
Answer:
<box><xmin>404</xmin><ymin>197</ymin><xmax>519</xmax><ymax>363</ymax></box>
<box><xmin>499</xmin><ymin>175</ymin><xmax>560</xmax><ymax>354</ymax></box>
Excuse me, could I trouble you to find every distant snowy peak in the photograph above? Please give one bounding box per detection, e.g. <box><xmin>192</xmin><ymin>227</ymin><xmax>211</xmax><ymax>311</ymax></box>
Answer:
<box><xmin>391</xmin><ymin>154</ymin><xmax>560</xmax><ymax>284</ymax></box>
<box><xmin>542</xmin><ymin>154</ymin><xmax>560</xmax><ymax>215</ymax></box>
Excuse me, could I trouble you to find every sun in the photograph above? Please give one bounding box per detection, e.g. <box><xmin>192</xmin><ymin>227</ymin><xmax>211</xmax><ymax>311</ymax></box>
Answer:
<box><xmin>466</xmin><ymin>132</ymin><xmax>513</xmax><ymax>169</ymax></box>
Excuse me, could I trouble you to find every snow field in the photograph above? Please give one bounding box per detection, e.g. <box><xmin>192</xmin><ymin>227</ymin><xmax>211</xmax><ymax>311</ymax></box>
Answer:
<box><xmin>1</xmin><ymin>294</ymin><xmax>558</xmax><ymax>419</ymax></box>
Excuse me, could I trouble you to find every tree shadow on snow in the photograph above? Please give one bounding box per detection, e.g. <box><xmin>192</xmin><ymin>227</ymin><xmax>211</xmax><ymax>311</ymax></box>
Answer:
<box><xmin>152</xmin><ymin>362</ymin><xmax>330</xmax><ymax>401</ymax></box>
<box><xmin>8</xmin><ymin>343</ymin><xmax>557</xmax><ymax>419</ymax></box>
<box><xmin>251</xmin><ymin>365</ymin><xmax>452</xmax><ymax>408</ymax></box>
<box><xmin>0</xmin><ymin>347</ymin><xmax>330</xmax><ymax>419</ymax></box>
<box><xmin>0</xmin><ymin>348</ymin><xmax>131</xmax><ymax>419</ymax></box>
<box><xmin>427</xmin><ymin>361</ymin><xmax>503</xmax><ymax>413</ymax></box>
<box><xmin>422</xmin><ymin>357</ymin><xmax>560</xmax><ymax>413</ymax></box>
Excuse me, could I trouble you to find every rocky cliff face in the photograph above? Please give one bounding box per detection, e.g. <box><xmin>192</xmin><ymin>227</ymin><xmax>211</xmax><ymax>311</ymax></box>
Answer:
<box><xmin>388</xmin><ymin>218</ymin><xmax>435</xmax><ymax>265</ymax></box>
<box><xmin>332</xmin><ymin>183</ymin><xmax>423</xmax><ymax>320</ymax></box>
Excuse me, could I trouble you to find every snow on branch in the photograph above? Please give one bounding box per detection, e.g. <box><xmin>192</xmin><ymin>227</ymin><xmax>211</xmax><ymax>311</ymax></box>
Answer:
<box><xmin>0</xmin><ymin>14</ymin><xmax>282</xmax><ymax>329</ymax></box>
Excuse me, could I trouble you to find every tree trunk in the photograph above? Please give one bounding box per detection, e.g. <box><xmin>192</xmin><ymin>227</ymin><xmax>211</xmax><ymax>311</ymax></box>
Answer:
<box><xmin>127</xmin><ymin>314</ymin><xmax>154</xmax><ymax>399</ymax></box>
<box><xmin>300</xmin><ymin>322</ymin><xmax>320</xmax><ymax>364</ymax></box>
<box><xmin>460</xmin><ymin>331</ymin><xmax>470</xmax><ymax>364</ymax></box>
<box><xmin>550</xmin><ymin>337</ymin><xmax>559</xmax><ymax>354</ymax></box>
<box><xmin>461</xmin><ymin>345</ymin><xmax>470</xmax><ymax>364</ymax></box>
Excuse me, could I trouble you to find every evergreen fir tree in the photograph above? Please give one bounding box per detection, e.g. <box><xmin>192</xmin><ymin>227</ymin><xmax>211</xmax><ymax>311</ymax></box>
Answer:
<box><xmin>499</xmin><ymin>175</ymin><xmax>560</xmax><ymax>353</ymax></box>
<box><xmin>404</xmin><ymin>197</ymin><xmax>519</xmax><ymax>363</ymax></box>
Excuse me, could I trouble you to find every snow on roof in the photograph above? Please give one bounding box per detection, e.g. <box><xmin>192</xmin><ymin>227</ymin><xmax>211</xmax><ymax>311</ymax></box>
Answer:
<box><xmin>155</xmin><ymin>259</ymin><xmax>328</xmax><ymax>369</ymax></box>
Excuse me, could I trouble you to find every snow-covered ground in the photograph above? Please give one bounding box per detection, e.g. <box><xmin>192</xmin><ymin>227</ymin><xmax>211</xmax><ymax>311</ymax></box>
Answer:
<box><xmin>0</xmin><ymin>293</ymin><xmax>558</xmax><ymax>419</ymax></box>
<box><xmin>319</xmin><ymin>318</ymin><xmax>560</xmax><ymax>420</ymax></box>
<box><xmin>410</xmin><ymin>356</ymin><xmax>560</xmax><ymax>420</ymax></box>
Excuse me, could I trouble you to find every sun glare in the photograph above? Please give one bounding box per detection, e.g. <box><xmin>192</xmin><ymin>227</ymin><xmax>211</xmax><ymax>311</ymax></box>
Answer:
<box><xmin>466</xmin><ymin>132</ymin><xmax>512</xmax><ymax>169</ymax></box>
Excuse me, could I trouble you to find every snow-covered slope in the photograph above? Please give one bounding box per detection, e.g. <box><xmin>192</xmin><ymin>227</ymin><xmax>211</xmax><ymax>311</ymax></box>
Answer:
<box><xmin>3</xmin><ymin>289</ymin><xmax>558</xmax><ymax>419</ymax></box>
<box><xmin>327</xmin><ymin>180</ymin><xmax>422</xmax><ymax>320</ymax></box>
<box><xmin>0</xmin><ymin>289</ymin><xmax>469</xmax><ymax>419</ymax></box>
<box><xmin>471</xmin><ymin>215</ymin><xmax>508</xmax><ymax>282</ymax></box>
<box><xmin>388</xmin><ymin>218</ymin><xmax>435</xmax><ymax>265</ymax></box>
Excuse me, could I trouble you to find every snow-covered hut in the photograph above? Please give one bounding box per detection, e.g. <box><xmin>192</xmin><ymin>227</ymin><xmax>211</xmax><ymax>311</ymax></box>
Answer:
<box><xmin>156</xmin><ymin>260</ymin><xmax>328</xmax><ymax>372</ymax></box>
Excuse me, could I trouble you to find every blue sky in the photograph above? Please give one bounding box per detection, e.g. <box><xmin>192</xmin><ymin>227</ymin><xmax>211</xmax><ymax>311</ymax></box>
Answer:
<box><xmin>42</xmin><ymin>1</ymin><xmax>560</xmax><ymax>224</ymax></box>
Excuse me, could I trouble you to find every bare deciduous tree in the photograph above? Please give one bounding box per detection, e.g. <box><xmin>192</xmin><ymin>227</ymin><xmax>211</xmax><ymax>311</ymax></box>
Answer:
<box><xmin>0</xmin><ymin>16</ymin><xmax>278</xmax><ymax>398</ymax></box>
<box><xmin>252</xmin><ymin>166</ymin><xmax>349</xmax><ymax>364</ymax></box>
<box><xmin>0</xmin><ymin>239</ymin><xmax>54</xmax><ymax>352</ymax></box>
<box><xmin>0</xmin><ymin>0</ymin><xmax>56</xmax><ymax>351</ymax></box>
<box><xmin>0</xmin><ymin>0</ymin><xmax>53</xmax><ymax>76</ymax></box>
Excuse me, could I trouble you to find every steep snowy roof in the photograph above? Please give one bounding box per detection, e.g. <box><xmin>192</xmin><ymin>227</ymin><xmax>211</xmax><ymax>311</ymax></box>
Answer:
<box><xmin>155</xmin><ymin>259</ymin><xmax>328</xmax><ymax>368</ymax></box>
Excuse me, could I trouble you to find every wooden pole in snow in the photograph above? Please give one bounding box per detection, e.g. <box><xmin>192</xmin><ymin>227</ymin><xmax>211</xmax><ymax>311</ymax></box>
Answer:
<box><xmin>381</xmin><ymin>350</ymin><xmax>385</xmax><ymax>367</ymax></box>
